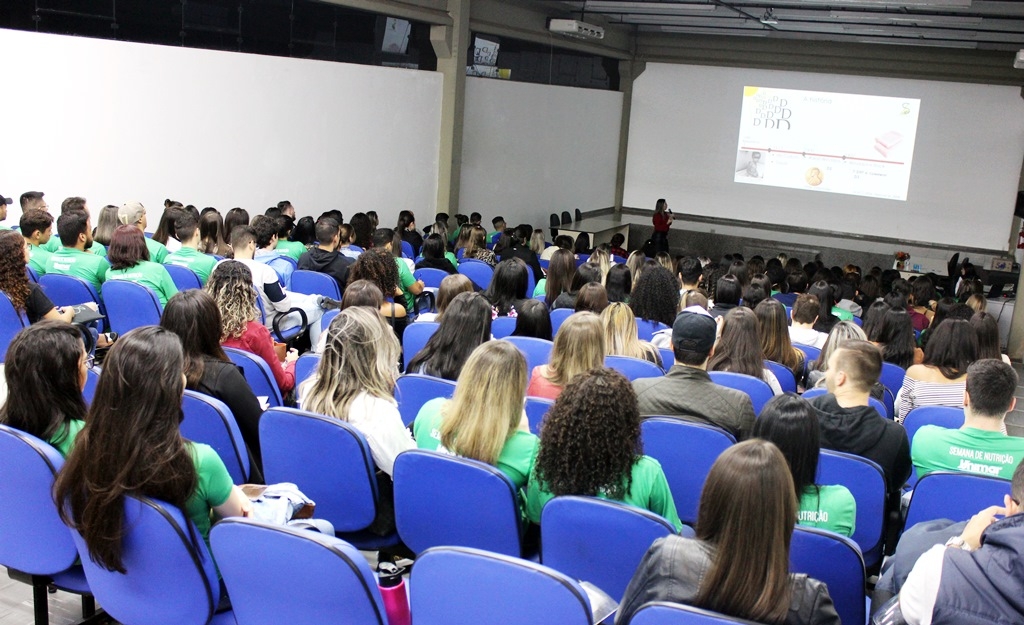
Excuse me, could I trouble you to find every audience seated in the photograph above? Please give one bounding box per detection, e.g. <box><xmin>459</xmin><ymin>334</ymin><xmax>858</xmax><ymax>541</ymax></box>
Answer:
<box><xmin>484</xmin><ymin>258</ymin><xmax>530</xmax><ymax>317</ymax></box>
<box><xmin>526</xmin><ymin>311</ymin><xmax>604</xmax><ymax>401</ymax></box>
<box><xmin>374</xmin><ymin>228</ymin><xmax>424</xmax><ymax>314</ymax></box>
<box><xmin>207</xmin><ymin>261</ymin><xmax>297</xmax><ymax>395</ymax></box>
<box><xmin>634</xmin><ymin>307</ymin><xmax>756</xmax><ymax>440</ymax></box>
<box><xmin>21</xmin><ymin>208</ymin><xmax>54</xmax><ymax>276</ymax></box>
<box><xmin>300</xmin><ymin>307</ymin><xmax>415</xmax><ymax>534</ymax></box>
<box><xmin>105</xmin><ymin>225</ymin><xmax>179</xmax><ymax>306</ymax></box>
<box><xmin>0</xmin><ymin>321</ymin><xmax>88</xmax><ymax>457</ymax></box>
<box><xmin>223</xmin><ymin>207</ymin><xmax>250</xmax><ymax>245</ymax></box>
<box><xmin>164</xmin><ymin>212</ymin><xmax>217</xmax><ymax>283</ymax></box>
<box><xmin>348</xmin><ymin>247</ymin><xmax>409</xmax><ymax>331</ymax></box>
<box><xmin>709</xmin><ymin>274</ymin><xmax>741</xmax><ymax>319</ymax></box>
<box><xmin>406</xmin><ymin>292</ymin><xmax>491</xmax><ymax>380</ymax></box>
<box><xmin>551</xmin><ymin>252</ymin><xmax>595</xmax><ymax>310</ymax></box>
<box><xmin>897</xmin><ymin>319</ymin><xmax>978</xmax><ymax>424</ymax></box>
<box><xmin>296</xmin><ymin>217</ymin><xmax>353</xmax><ymax>292</ymax></box>
<box><xmin>609</xmin><ymin>232</ymin><xmax>628</xmax><ymax>259</ymax></box>
<box><xmin>808</xmin><ymin>280</ymin><xmax>842</xmax><ymax>335</ymax></box>
<box><xmin>414</xmin><ymin>340</ymin><xmax>538</xmax><ymax>491</ymax></box>
<box><xmin>0</xmin><ymin>230</ymin><xmax>79</xmax><ymax>324</ymax></box>
<box><xmin>161</xmin><ymin>289</ymin><xmax>266</xmax><ymax>480</ymax></box>
<box><xmin>708</xmin><ymin>307</ymin><xmax>784</xmax><ymax>395</ymax></box>
<box><xmin>396</xmin><ymin>210</ymin><xmax>423</xmax><ymax>259</ymax></box>
<box><xmin>54</xmin><ymin>326</ymin><xmax>252</xmax><ymax>565</ymax></box>
<box><xmin>806</xmin><ymin>340</ymin><xmax>911</xmax><ymax>506</ymax></box>
<box><xmin>806</xmin><ymin>321</ymin><xmax>867</xmax><ymax>389</ymax></box>
<box><xmin>526</xmin><ymin>367</ymin><xmax>681</xmax><ymax>531</ymax></box>
<box><xmin>498</xmin><ymin>224</ymin><xmax>544</xmax><ymax>283</ymax></box>
<box><xmin>118</xmin><ymin>201</ymin><xmax>168</xmax><ymax>263</ymax></box>
<box><xmin>414</xmin><ymin>233</ymin><xmax>457</xmax><ymax>274</ymax></box>
<box><xmin>754</xmin><ymin>394</ymin><xmax>856</xmax><ymax>538</ymax></box>
<box><xmin>510</xmin><ymin>299</ymin><xmax>552</xmax><ymax>341</ymax></box>
<box><xmin>274</xmin><ymin>215</ymin><xmax>308</xmax><ymax>262</ymax></box>
<box><xmin>601</xmin><ymin>302</ymin><xmax>660</xmax><ymax>365</ymax></box>
<box><xmin>250</xmin><ymin>215</ymin><xmax>296</xmax><ymax>285</ymax></box>
<box><xmin>912</xmin><ymin>359</ymin><xmax>1024</xmax><ymax>480</ymax></box>
<box><xmin>617</xmin><ymin>439</ymin><xmax>840</xmax><ymax>625</ymax></box>
<box><xmin>339</xmin><ymin>279</ymin><xmax>383</xmax><ymax>311</ymax></box>
<box><xmin>45</xmin><ymin>209</ymin><xmax>111</xmax><ymax>296</ymax></box>
<box><xmin>756</xmin><ymin>299</ymin><xmax>806</xmax><ymax>382</ymax></box>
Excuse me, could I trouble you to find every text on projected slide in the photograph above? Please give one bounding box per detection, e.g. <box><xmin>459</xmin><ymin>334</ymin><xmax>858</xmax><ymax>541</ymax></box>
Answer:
<box><xmin>734</xmin><ymin>87</ymin><xmax>920</xmax><ymax>201</ymax></box>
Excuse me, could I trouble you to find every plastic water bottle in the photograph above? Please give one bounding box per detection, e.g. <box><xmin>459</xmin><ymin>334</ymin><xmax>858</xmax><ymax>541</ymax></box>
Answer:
<box><xmin>378</xmin><ymin>561</ymin><xmax>410</xmax><ymax>625</ymax></box>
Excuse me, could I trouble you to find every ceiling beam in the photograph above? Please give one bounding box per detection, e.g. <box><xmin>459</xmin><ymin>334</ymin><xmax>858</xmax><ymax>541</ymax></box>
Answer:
<box><xmin>316</xmin><ymin>0</ymin><xmax>452</xmax><ymax>26</ymax></box>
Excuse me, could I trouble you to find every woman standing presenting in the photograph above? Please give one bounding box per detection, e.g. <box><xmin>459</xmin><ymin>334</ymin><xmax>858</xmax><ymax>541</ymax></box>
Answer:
<box><xmin>652</xmin><ymin>198</ymin><xmax>673</xmax><ymax>254</ymax></box>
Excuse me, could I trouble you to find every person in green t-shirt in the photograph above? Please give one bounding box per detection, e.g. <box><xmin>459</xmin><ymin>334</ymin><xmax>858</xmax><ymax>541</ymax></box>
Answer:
<box><xmin>526</xmin><ymin>368</ymin><xmax>683</xmax><ymax>531</ymax></box>
<box><xmin>45</xmin><ymin>210</ymin><xmax>111</xmax><ymax>296</ymax></box>
<box><xmin>413</xmin><ymin>341</ymin><xmax>539</xmax><ymax>491</ymax></box>
<box><xmin>105</xmin><ymin>225</ymin><xmax>179</xmax><ymax>306</ymax></box>
<box><xmin>912</xmin><ymin>359</ymin><xmax>1024</xmax><ymax>481</ymax></box>
<box><xmin>163</xmin><ymin>212</ymin><xmax>217</xmax><ymax>284</ymax></box>
<box><xmin>753</xmin><ymin>394</ymin><xmax>857</xmax><ymax>537</ymax></box>
<box><xmin>0</xmin><ymin>322</ymin><xmax>91</xmax><ymax>458</ymax></box>
<box><xmin>52</xmin><ymin>327</ymin><xmax>253</xmax><ymax>569</ymax></box>
<box><xmin>486</xmin><ymin>216</ymin><xmax>505</xmax><ymax>247</ymax></box>
<box><xmin>20</xmin><ymin>208</ymin><xmax>55</xmax><ymax>276</ymax></box>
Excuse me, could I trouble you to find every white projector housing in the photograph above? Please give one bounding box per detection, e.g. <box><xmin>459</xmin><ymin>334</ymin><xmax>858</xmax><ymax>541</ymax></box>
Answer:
<box><xmin>548</xmin><ymin>19</ymin><xmax>606</xmax><ymax>40</ymax></box>
<box><xmin>1015</xmin><ymin>49</ymin><xmax>1024</xmax><ymax>70</ymax></box>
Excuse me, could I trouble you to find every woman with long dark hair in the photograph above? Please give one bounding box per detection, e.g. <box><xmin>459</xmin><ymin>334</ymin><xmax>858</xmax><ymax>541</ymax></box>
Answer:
<box><xmin>708</xmin><ymin>307</ymin><xmax>783</xmax><ymax>395</ymax></box>
<box><xmin>222</xmin><ymin>207</ymin><xmax>249</xmax><ymax>250</ymax></box>
<box><xmin>753</xmin><ymin>395</ymin><xmax>855</xmax><ymax>537</ymax></box>
<box><xmin>414</xmin><ymin>234</ymin><xmax>457</xmax><ymax>274</ymax></box>
<box><xmin>971</xmin><ymin>311</ymin><xmax>1010</xmax><ymax>364</ymax></box>
<box><xmin>897</xmin><ymin>319</ymin><xmax>978</xmax><ymax>423</ymax></box>
<box><xmin>406</xmin><ymin>292</ymin><xmax>491</xmax><ymax>380</ymax></box>
<box><xmin>54</xmin><ymin>327</ymin><xmax>252</xmax><ymax>574</ymax></box>
<box><xmin>540</xmin><ymin>249</ymin><xmax>576</xmax><ymax>307</ymax></box>
<box><xmin>605</xmin><ymin>264</ymin><xmax>632</xmax><ymax>304</ymax></box>
<box><xmin>498</xmin><ymin>224</ymin><xmax>544</xmax><ymax>283</ymax></box>
<box><xmin>161</xmin><ymin>289</ymin><xmax>265</xmax><ymax>478</ymax></box>
<box><xmin>871</xmin><ymin>307</ymin><xmax>921</xmax><ymax>369</ymax></box>
<box><xmin>808</xmin><ymin>281</ymin><xmax>840</xmax><ymax>335</ymax></box>
<box><xmin>755</xmin><ymin>299</ymin><xmax>805</xmax><ymax>381</ymax></box>
<box><xmin>511</xmin><ymin>299</ymin><xmax>552</xmax><ymax>341</ymax></box>
<box><xmin>617</xmin><ymin>439</ymin><xmax>839</xmax><ymax>625</ymax></box>
<box><xmin>105</xmin><ymin>225</ymin><xmax>179</xmax><ymax>306</ymax></box>
<box><xmin>397</xmin><ymin>210</ymin><xmax>423</xmax><ymax>258</ymax></box>
<box><xmin>526</xmin><ymin>368</ymin><xmax>681</xmax><ymax>530</ymax></box>
<box><xmin>349</xmin><ymin>212</ymin><xmax>374</xmax><ymax>250</ymax></box>
<box><xmin>484</xmin><ymin>258</ymin><xmax>529</xmax><ymax>317</ymax></box>
<box><xmin>198</xmin><ymin>210</ymin><xmax>231</xmax><ymax>256</ymax></box>
<box><xmin>0</xmin><ymin>321</ymin><xmax>89</xmax><ymax>457</ymax></box>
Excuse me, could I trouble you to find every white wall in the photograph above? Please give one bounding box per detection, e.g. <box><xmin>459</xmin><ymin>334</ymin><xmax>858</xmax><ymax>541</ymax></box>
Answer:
<box><xmin>460</xmin><ymin>77</ymin><xmax>623</xmax><ymax>231</ymax></box>
<box><xmin>0</xmin><ymin>29</ymin><xmax>442</xmax><ymax>228</ymax></box>
<box><xmin>623</xmin><ymin>63</ymin><xmax>1024</xmax><ymax>253</ymax></box>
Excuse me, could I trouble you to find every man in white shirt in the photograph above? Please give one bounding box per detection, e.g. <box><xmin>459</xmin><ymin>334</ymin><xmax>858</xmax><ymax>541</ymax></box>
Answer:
<box><xmin>789</xmin><ymin>293</ymin><xmax>828</xmax><ymax>348</ymax></box>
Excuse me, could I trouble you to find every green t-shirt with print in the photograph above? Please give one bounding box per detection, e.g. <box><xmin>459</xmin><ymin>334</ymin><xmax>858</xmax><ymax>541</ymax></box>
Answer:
<box><xmin>185</xmin><ymin>442</ymin><xmax>234</xmax><ymax>546</ymax></box>
<box><xmin>49</xmin><ymin>419</ymin><xmax>86</xmax><ymax>459</ymax></box>
<box><xmin>276</xmin><ymin>240</ymin><xmax>307</xmax><ymax>262</ymax></box>
<box><xmin>912</xmin><ymin>425</ymin><xmax>1024</xmax><ymax>480</ymax></box>
<box><xmin>164</xmin><ymin>247</ymin><xmax>217</xmax><ymax>284</ymax></box>
<box><xmin>526</xmin><ymin>455</ymin><xmax>683</xmax><ymax>532</ymax></box>
<box><xmin>42</xmin><ymin>237</ymin><xmax>107</xmax><ymax>258</ymax></box>
<box><xmin>105</xmin><ymin>260</ymin><xmax>179</xmax><ymax>306</ymax></box>
<box><xmin>45</xmin><ymin>247</ymin><xmax>112</xmax><ymax>295</ymax></box>
<box><xmin>797</xmin><ymin>484</ymin><xmax>856</xmax><ymax>538</ymax></box>
<box><xmin>396</xmin><ymin>258</ymin><xmax>417</xmax><ymax>313</ymax></box>
<box><xmin>28</xmin><ymin>244</ymin><xmax>52</xmax><ymax>276</ymax></box>
<box><xmin>413</xmin><ymin>397</ymin><xmax>539</xmax><ymax>490</ymax></box>
<box><xmin>145</xmin><ymin>237</ymin><xmax>168</xmax><ymax>264</ymax></box>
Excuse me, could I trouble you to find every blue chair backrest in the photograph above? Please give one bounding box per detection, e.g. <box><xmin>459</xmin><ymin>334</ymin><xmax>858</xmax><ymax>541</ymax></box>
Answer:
<box><xmin>224</xmin><ymin>347</ymin><xmax>283</xmax><ymax>408</ymax></box>
<box><xmin>802</xmin><ymin>387</ymin><xmax>887</xmax><ymax>419</ymax></box>
<box><xmin>790</xmin><ymin>526</ymin><xmax>866</xmax><ymax>625</ymax></box>
<box><xmin>457</xmin><ymin>247</ymin><xmax>466</xmax><ymax>260</ymax></box>
<box><xmin>641</xmin><ymin>417</ymin><xmax>735</xmax><ymax>526</ymax></box>
<box><xmin>254</xmin><ymin>291</ymin><xmax>305</xmax><ymax>343</ymax></box>
<box><xmin>103</xmin><ymin>280</ymin><xmax>163</xmax><ymax>336</ymax></box>
<box><xmin>321</xmin><ymin>308</ymin><xmax>339</xmax><ymax>333</ymax></box>
<box><xmin>504</xmin><ymin>336</ymin><xmax>554</xmax><ymax>375</ymax></box>
<box><xmin>163</xmin><ymin>264</ymin><xmax>203</xmax><ymax>290</ymax></box>
<box><xmin>851</xmin><ymin>315</ymin><xmax>863</xmax><ymax>327</ymax></box>
<box><xmin>38</xmin><ymin>274</ymin><xmax>106</xmax><ymax>327</ymax></box>
<box><xmin>525</xmin><ymin>397</ymin><xmax>554</xmax><ymax>435</ymax></box>
<box><xmin>69</xmin><ymin>495</ymin><xmax>222</xmax><ymax>625</ymax></box>
<box><xmin>394</xmin><ymin>450</ymin><xmax>523</xmax><ymax>557</ymax></box>
<box><xmin>881</xmin><ymin>386</ymin><xmax>896</xmax><ymax>420</ymax></box>
<box><xmin>541</xmin><ymin>496</ymin><xmax>675</xmax><ymax>600</ymax></box>
<box><xmin>550</xmin><ymin>308</ymin><xmax>574</xmax><ymax>336</ymax></box>
<box><xmin>293</xmin><ymin>352</ymin><xmax>321</xmax><ymax>401</ymax></box>
<box><xmin>659</xmin><ymin>347</ymin><xmax>674</xmax><ymax>371</ymax></box>
<box><xmin>539</xmin><ymin>258</ymin><xmax>550</xmax><ymax>270</ymax></box>
<box><xmin>707</xmin><ymin>371</ymin><xmax>773</xmax><ymax>415</ymax></box>
<box><xmin>181</xmin><ymin>390</ymin><xmax>250</xmax><ymax>484</ymax></box>
<box><xmin>575</xmin><ymin>253</ymin><xmax>590</xmax><ymax>267</ymax></box>
<box><xmin>491</xmin><ymin>316</ymin><xmax>517</xmax><ymax>339</ymax></box>
<box><xmin>400</xmin><ymin>240</ymin><xmax>414</xmax><ymax>259</ymax></box>
<box><xmin>764</xmin><ymin>360</ymin><xmax>797</xmax><ymax>393</ymax></box>
<box><xmin>83</xmin><ymin>366</ymin><xmax>101</xmax><ymax>405</ymax></box>
<box><xmin>347</xmin><ymin>245</ymin><xmax>364</xmax><ymax>254</ymax></box>
<box><xmin>290</xmin><ymin>269</ymin><xmax>341</xmax><ymax>300</ymax></box>
<box><xmin>395</xmin><ymin>374</ymin><xmax>458</xmax><ymax>427</ymax></box>
<box><xmin>636</xmin><ymin>318</ymin><xmax>670</xmax><ymax>341</ymax></box>
<box><xmin>605</xmin><ymin>355</ymin><xmax>664</xmax><ymax>381</ymax></box>
<box><xmin>0</xmin><ymin>291</ymin><xmax>28</xmax><ymax>359</ymax></box>
<box><xmin>457</xmin><ymin>259</ymin><xmax>494</xmax><ymax>290</ymax></box>
<box><xmin>0</xmin><ymin>425</ymin><xmax>78</xmax><ymax>575</ymax></box>
<box><xmin>525</xmin><ymin>270</ymin><xmax>536</xmax><ymax>301</ymax></box>
<box><xmin>793</xmin><ymin>343</ymin><xmax>821</xmax><ymax>367</ymax></box>
<box><xmin>210</xmin><ymin>518</ymin><xmax>387</xmax><ymax>625</ymax></box>
<box><xmin>410</xmin><ymin>546</ymin><xmax>593</xmax><ymax>625</ymax></box>
<box><xmin>903</xmin><ymin>406</ymin><xmax>965</xmax><ymax>487</ymax></box>
<box><xmin>26</xmin><ymin>265</ymin><xmax>39</xmax><ymax>283</ymax></box>
<box><xmin>402</xmin><ymin>321</ymin><xmax>439</xmax><ymax>369</ymax></box>
<box><xmin>817</xmin><ymin>449</ymin><xmax>886</xmax><ymax>569</ymax></box>
<box><xmin>414</xmin><ymin>267</ymin><xmax>449</xmax><ymax>289</ymax></box>
<box><xmin>259</xmin><ymin>408</ymin><xmax>380</xmax><ymax>534</ymax></box>
<box><xmin>879</xmin><ymin>362</ymin><xmax>907</xmax><ymax>399</ymax></box>
<box><xmin>905</xmin><ymin>471</ymin><xmax>1011</xmax><ymax>529</ymax></box>
<box><xmin>630</xmin><ymin>602</ymin><xmax>762</xmax><ymax>624</ymax></box>
<box><xmin>263</xmin><ymin>254</ymin><xmax>297</xmax><ymax>289</ymax></box>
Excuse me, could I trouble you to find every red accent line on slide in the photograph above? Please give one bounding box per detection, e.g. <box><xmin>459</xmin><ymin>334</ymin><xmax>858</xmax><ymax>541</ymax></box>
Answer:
<box><xmin>739</xmin><ymin>147</ymin><xmax>904</xmax><ymax>165</ymax></box>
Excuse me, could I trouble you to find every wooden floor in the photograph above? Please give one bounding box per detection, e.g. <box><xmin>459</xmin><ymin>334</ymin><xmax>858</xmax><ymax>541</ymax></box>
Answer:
<box><xmin>2</xmin><ymin>364</ymin><xmax>1022</xmax><ymax>623</ymax></box>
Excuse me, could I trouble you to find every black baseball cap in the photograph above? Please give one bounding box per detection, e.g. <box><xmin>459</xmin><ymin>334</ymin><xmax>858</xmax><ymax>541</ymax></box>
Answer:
<box><xmin>0</xmin><ymin>194</ymin><xmax>11</xmax><ymax>206</ymax></box>
<box><xmin>672</xmin><ymin>307</ymin><xmax>717</xmax><ymax>355</ymax></box>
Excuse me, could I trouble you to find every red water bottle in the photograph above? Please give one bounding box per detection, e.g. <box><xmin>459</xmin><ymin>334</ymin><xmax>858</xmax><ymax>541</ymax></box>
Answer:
<box><xmin>378</xmin><ymin>561</ymin><xmax>410</xmax><ymax>625</ymax></box>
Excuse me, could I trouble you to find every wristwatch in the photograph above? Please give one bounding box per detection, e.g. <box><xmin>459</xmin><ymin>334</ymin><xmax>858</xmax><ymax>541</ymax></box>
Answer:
<box><xmin>945</xmin><ymin>536</ymin><xmax>974</xmax><ymax>552</ymax></box>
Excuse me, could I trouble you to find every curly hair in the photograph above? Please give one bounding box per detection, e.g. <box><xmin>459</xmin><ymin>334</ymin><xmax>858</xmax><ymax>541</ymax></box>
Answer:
<box><xmin>349</xmin><ymin>248</ymin><xmax>399</xmax><ymax>298</ymax></box>
<box><xmin>629</xmin><ymin>264</ymin><xmax>678</xmax><ymax>327</ymax></box>
<box><xmin>0</xmin><ymin>230</ymin><xmax>31</xmax><ymax>313</ymax></box>
<box><xmin>204</xmin><ymin>261</ymin><xmax>258</xmax><ymax>339</ymax></box>
<box><xmin>535</xmin><ymin>368</ymin><xmax>642</xmax><ymax>501</ymax></box>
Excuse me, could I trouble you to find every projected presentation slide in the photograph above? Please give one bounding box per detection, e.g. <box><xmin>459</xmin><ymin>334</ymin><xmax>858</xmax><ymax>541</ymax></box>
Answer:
<box><xmin>734</xmin><ymin>86</ymin><xmax>920</xmax><ymax>201</ymax></box>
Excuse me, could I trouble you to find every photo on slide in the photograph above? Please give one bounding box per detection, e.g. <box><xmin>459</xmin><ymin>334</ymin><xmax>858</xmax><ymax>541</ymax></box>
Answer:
<box><xmin>735</xmin><ymin>149</ymin><xmax>765</xmax><ymax>180</ymax></box>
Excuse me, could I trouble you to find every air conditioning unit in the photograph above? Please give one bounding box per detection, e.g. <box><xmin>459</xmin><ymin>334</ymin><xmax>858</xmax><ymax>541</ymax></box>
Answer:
<box><xmin>548</xmin><ymin>19</ymin><xmax>605</xmax><ymax>40</ymax></box>
<box><xmin>1014</xmin><ymin>49</ymin><xmax>1024</xmax><ymax>70</ymax></box>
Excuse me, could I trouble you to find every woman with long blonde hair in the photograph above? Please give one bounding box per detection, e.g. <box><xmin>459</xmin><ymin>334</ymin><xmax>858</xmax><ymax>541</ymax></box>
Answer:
<box><xmin>602</xmin><ymin>302</ymin><xmax>661</xmax><ymax>365</ymax></box>
<box><xmin>413</xmin><ymin>341</ymin><xmax>538</xmax><ymax>489</ymax></box>
<box><xmin>526</xmin><ymin>311</ymin><xmax>605</xmax><ymax>400</ymax></box>
<box><xmin>586</xmin><ymin>247</ymin><xmax>612</xmax><ymax>285</ymax></box>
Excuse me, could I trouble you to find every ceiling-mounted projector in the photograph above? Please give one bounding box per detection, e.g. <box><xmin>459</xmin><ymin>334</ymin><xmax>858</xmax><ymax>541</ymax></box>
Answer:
<box><xmin>548</xmin><ymin>19</ymin><xmax>606</xmax><ymax>40</ymax></box>
<box><xmin>1015</xmin><ymin>50</ymin><xmax>1024</xmax><ymax>69</ymax></box>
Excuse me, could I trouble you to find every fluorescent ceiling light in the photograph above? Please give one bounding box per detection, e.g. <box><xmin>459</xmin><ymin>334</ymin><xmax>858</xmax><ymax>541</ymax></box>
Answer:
<box><xmin>801</xmin><ymin>0</ymin><xmax>971</xmax><ymax>6</ymax></box>
<box><xmin>584</xmin><ymin>1</ymin><xmax>717</xmax><ymax>13</ymax></box>
<box><xmin>660</xmin><ymin>25</ymin><xmax>769</xmax><ymax>35</ymax></box>
<box><xmin>856</xmin><ymin>36</ymin><xmax>977</xmax><ymax>48</ymax></box>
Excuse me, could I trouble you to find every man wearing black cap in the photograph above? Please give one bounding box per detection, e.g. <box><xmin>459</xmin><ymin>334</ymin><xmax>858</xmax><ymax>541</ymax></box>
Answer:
<box><xmin>0</xmin><ymin>193</ymin><xmax>12</xmax><ymax>228</ymax></box>
<box><xmin>632</xmin><ymin>307</ymin><xmax>756</xmax><ymax>440</ymax></box>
